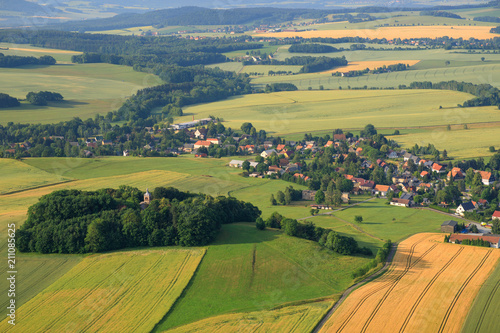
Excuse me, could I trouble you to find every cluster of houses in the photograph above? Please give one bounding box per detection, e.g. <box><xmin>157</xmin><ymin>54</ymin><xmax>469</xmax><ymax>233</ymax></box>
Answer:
<box><xmin>441</xmin><ymin>220</ymin><xmax>500</xmax><ymax>248</ymax></box>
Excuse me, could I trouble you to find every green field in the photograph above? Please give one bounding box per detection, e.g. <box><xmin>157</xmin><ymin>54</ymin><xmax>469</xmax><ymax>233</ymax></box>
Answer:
<box><xmin>461</xmin><ymin>257</ymin><xmax>500</xmax><ymax>333</ymax></box>
<box><xmin>0</xmin><ymin>62</ymin><xmax>159</xmax><ymax>125</ymax></box>
<box><xmin>315</xmin><ymin>199</ymin><xmax>444</xmax><ymax>242</ymax></box>
<box><xmin>0</xmin><ymin>249</ymin><xmax>205</xmax><ymax>332</ymax></box>
<box><xmin>388</xmin><ymin>125</ymin><xmax>500</xmax><ymax>159</ymax></box>
<box><xmin>177</xmin><ymin>90</ymin><xmax>500</xmax><ymax>135</ymax></box>
<box><xmin>0</xmin><ymin>43</ymin><xmax>81</xmax><ymax>63</ymax></box>
<box><xmin>164</xmin><ymin>298</ymin><xmax>334</xmax><ymax>333</ymax></box>
<box><xmin>154</xmin><ymin>223</ymin><xmax>370</xmax><ymax>331</ymax></box>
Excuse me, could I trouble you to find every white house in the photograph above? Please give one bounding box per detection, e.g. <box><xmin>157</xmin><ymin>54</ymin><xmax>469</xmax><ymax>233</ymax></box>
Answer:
<box><xmin>456</xmin><ymin>202</ymin><xmax>477</xmax><ymax>216</ymax></box>
<box><xmin>229</xmin><ymin>160</ymin><xmax>244</xmax><ymax>168</ymax></box>
<box><xmin>260</xmin><ymin>149</ymin><xmax>277</xmax><ymax>158</ymax></box>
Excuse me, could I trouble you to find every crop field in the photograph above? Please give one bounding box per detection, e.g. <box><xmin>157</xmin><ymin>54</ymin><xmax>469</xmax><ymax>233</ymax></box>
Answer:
<box><xmin>319</xmin><ymin>233</ymin><xmax>500</xmax><ymax>333</ymax></box>
<box><xmin>327</xmin><ymin>199</ymin><xmax>445</xmax><ymax>242</ymax></box>
<box><xmin>164</xmin><ymin>299</ymin><xmax>334</xmax><ymax>333</ymax></box>
<box><xmin>321</xmin><ymin>60</ymin><xmax>421</xmax><ymax>73</ymax></box>
<box><xmin>388</xmin><ymin>125</ymin><xmax>500</xmax><ymax>160</ymax></box>
<box><xmin>0</xmin><ymin>249</ymin><xmax>206</xmax><ymax>333</ymax></box>
<box><xmin>239</xmin><ymin>65</ymin><xmax>303</xmax><ymax>75</ymax></box>
<box><xmin>255</xmin><ymin>25</ymin><xmax>498</xmax><ymax>40</ymax></box>
<box><xmin>0</xmin><ymin>63</ymin><xmax>157</xmax><ymax>125</ymax></box>
<box><xmin>178</xmin><ymin>90</ymin><xmax>500</xmax><ymax>135</ymax></box>
<box><xmin>252</xmin><ymin>62</ymin><xmax>500</xmax><ymax>90</ymax></box>
<box><xmin>0</xmin><ymin>159</ymin><xmax>71</xmax><ymax>194</ymax></box>
<box><xmin>461</xmin><ymin>257</ymin><xmax>500</xmax><ymax>333</ymax></box>
<box><xmin>155</xmin><ymin>224</ymin><xmax>371</xmax><ymax>331</ymax></box>
<box><xmin>0</xmin><ymin>255</ymin><xmax>82</xmax><ymax>310</ymax></box>
<box><xmin>0</xmin><ymin>43</ymin><xmax>81</xmax><ymax>62</ymax></box>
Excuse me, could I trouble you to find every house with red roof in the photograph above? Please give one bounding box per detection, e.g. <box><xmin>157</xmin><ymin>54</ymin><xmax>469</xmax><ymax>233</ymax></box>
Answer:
<box><xmin>447</xmin><ymin>167</ymin><xmax>464</xmax><ymax>181</ymax></box>
<box><xmin>432</xmin><ymin>163</ymin><xmax>445</xmax><ymax>173</ymax></box>
<box><xmin>324</xmin><ymin>140</ymin><xmax>334</xmax><ymax>148</ymax></box>
<box><xmin>373</xmin><ymin>185</ymin><xmax>391</xmax><ymax>197</ymax></box>
<box><xmin>493</xmin><ymin>211</ymin><xmax>500</xmax><ymax>220</ymax></box>
<box><xmin>420</xmin><ymin>171</ymin><xmax>429</xmax><ymax>178</ymax></box>
<box><xmin>449</xmin><ymin>234</ymin><xmax>500</xmax><ymax>248</ymax></box>
<box><xmin>334</xmin><ymin>133</ymin><xmax>346</xmax><ymax>141</ymax></box>
<box><xmin>478</xmin><ymin>171</ymin><xmax>494</xmax><ymax>185</ymax></box>
<box><xmin>194</xmin><ymin>140</ymin><xmax>212</xmax><ymax>149</ymax></box>
<box><xmin>276</xmin><ymin>144</ymin><xmax>285</xmax><ymax>151</ymax></box>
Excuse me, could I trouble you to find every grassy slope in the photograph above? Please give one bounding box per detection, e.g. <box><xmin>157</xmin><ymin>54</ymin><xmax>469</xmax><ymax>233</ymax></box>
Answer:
<box><xmin>177</xmin><ymin>90</ymin><xmax>500</xmax><ymax>135</ymax></box>
<box><xmin>0</xmin><ymin>63</ymin><xmax>157</xmax><ymax>125</ymax></box>
<box><xmin>388</xmin><ymin>125</ymin><xmax>500</xmax><ymax>160</ymax></box>
<box><xmin>154</xmin><ymin>223</ymin><xmax>370</xmax><ymax>331</ymax></box>
<box><xmin>461</xmin><ymin>256</ymin><xmax>500</xmax><ymax>333</ymax></box>
<box><xmin>164</xmin><ymin>299</ymin><xmax>334</xmax><ymax>333</ymax></box>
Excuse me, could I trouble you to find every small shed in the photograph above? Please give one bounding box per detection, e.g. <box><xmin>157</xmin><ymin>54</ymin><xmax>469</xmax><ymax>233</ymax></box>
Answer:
<box><xmin>441</xmin><ymin>220</ymin><xmax>458</xmax><ymax>233</ymax></box>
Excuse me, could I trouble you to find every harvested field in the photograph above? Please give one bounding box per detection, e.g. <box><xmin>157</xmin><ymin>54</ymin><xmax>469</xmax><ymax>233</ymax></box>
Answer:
<box><xmin>319</xmin><ymin>233</ymin><xmax>500</xmax><ymax>333</ymax></box>
<box><xmin>321</xmin><ymin>60</ymin><xmax>420</xmax><ymax>73</ymax></box>
<box><xmin>255</xmin><ymin>26</ymin><xmax>498</xmax><ymax>40</ymax></box>
<box><xmin>0</xmin><ymin>249</ymin><xmax>205</xmax><ymax>333</ymax></box>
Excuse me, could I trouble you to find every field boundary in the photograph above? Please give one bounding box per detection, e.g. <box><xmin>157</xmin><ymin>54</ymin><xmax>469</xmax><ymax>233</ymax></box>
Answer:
<box><xmin>0</xmin><ymin>179</ymin><xmax>76</xmax><ymax>196</ymax></box>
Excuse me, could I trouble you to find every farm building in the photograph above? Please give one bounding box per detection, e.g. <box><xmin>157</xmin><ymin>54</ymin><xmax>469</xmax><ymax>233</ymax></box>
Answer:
<box><xmin>391</xmin><ymin>198</ymin><xmax>411</xmax><ymax>207</ymax></box>
<box><xmin>456</xmin><ymin>202</ymin><xmax>477</xmax><ymax>216</ymax></box>
<box><xmin>302</xmin><ymin>190</ymin><xmax>317</xmax><ymax>201</ymax></box>
<box><xmin>441</xmin><ymin>220</ymin><xmax>458</xmax><ymax>233</ymax></box>
<box><xmin>448</xmin><ymin>234</ymin><xmax>500</xmax><ymax>248</ymax></box>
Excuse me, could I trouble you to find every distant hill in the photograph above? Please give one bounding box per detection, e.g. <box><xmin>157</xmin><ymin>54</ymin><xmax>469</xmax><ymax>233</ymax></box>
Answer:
<box><xmin>49</xmin><ymin>6</ymin><xmax>344</xmax><ymax>31</ymax></box>
<box><xmin>0</xmin><ymin>0</ymin><xmax>57</xmax><ymax>15</ymax></box>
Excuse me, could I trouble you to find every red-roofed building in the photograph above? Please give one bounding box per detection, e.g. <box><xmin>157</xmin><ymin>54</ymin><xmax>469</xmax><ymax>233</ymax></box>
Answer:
<box><xmin>449</xmin><ymin>234</ymin><xmax>500</xmax><ymax>248</ymax></box>
<box><xmin>356</xmin><ymin>147</ymin><xmax>363</xmax><ymax>155</ymax></box>
<box><xmin>194</xmin><ymin>140</ymin><xmax>212</xmax><ymax>149</ymax></box>
<box><xmin>447</xmin><ymin>167</ymin><xmax>464</xmax><ymax>181</ymax></box>
<box><xmin>478</xmin><ymin>171</ymin><xmax>494</xmax><ymax>185</ymax></box>
<box><xmin>420</xmin><ymin>171</ymin><xmax>429</xmax><ymax>178</ymax></box>
<box><xmin>276</xmin><ymin>144</ymin><xmax>285</xmax><ymax>151</ymax></box>
<box><xmin>324</xmin><ymin>140</ymin><xmax>334</xmax><ymax>148</ymax></box>
<box><xmin>334</xmin><ymin>133</ymin><xmax>346</xmax><ymax>141</ymax></box>
<box><xmin>432</xmin><ymin>163</ymin><xmax>445</xmax><ymax>173</ymax></box>
<box><xmin>493</xmin><ymin>211</ymin><xmax>500</xmax><ymax>220</ymax></box>
<box><xmin>206</xmin><ymin>138</ymin><xmax>220</xmax><ymax>145</ymax></box>
<box><xmin>345</xmin><ymin>174</ymin><xmax>354</xmax><ymax>180</ymax></box>
<box><xmin>373</xmin><ymin>185</ymin><xmax>391</xmax><ymax>196</ymax></box>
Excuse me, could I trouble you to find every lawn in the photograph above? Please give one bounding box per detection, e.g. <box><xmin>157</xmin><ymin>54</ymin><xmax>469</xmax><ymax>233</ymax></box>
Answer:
<box><xmin>0</xmin><ymin>249</ymin><xmax>206</xmax><ymax>332</ymax></box>
<box><xmin>177</xmin><ymin>90</ymin><xmax>500</xmax><ymax>135</ymax></box>
<box><xmin>327</xmin><ymin>199</ymin><xmax>444</xmax><ymax>242</ymax></box>
<box><xmin>154</xmin><ymin>223</ymin><xmax>371</xmax><ymax>331</ymax></box>
<box><xmin>0</xmin><ymin>63</ymin><xmax>158</xmax><ymax>125</ymax></box>
<box><xmin>461</xmin><ymin>256</ymin><xmax>500</xmax><ymax>333</ymax></box>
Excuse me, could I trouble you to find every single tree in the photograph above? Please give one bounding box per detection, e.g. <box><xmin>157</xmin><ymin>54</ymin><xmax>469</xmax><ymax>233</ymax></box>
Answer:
<box><xmin>354</xmin><ymin>215</ymin><xmax>363</xmax><ymax>223</ymax></box>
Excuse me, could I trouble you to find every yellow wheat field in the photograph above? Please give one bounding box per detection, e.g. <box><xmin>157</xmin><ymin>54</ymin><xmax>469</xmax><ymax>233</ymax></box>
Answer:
<box><xmin>0</xmin><ymin>249</ymin><xmax>205</xmax><ymax>333</ymax></box>
<box><xmin>165</xmin><ymin>299</ymin><xmax>334</xmax><ymax>333</ymax></box>
<box><xmin>256</xmin><ymin>26</ymin><xmax>497</xmax><ymax>40</ymax></box>
<box><xmin>321</xmin><ymin>60</ymin><xmax>421</xmax><ymax>73</ymax></box>
<box><xmin>319</xmin><ymin>233</ymin><xmax>500</xmax><ymax>333</ymax></box>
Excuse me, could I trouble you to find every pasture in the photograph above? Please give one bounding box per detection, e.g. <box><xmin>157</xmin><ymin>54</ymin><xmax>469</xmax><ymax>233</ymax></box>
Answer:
<box><xmin>325</xmin><ymin>199</ymin><xmax>444</xmax><ymax>242</ymax></box>
<box><xmin>319</xmin><ymin>233</ymin><xmax>500</xmax><ymax>333</ymax></box>
<box><xmin>461</xmin><ymin>257</ymin><xmax>500</xmax><ymax>333</ymax></box>
<box><xmin>155</xmin><ymin>223</ymin><xmax>371</xmax><ymax>331</ymax></box>
<box><xmin>164</xmin><ymin>299</ymin><xmax>334</xmax><ymax>333</ymax></box>
<box><xmin>0</xmin><ymin>43</ymin><xmax>81</xmax><ymax>63</ymax></box>
<box><xmin>0</xmin><ymin>63</ymin><xmax>158</xmax><ymax>125</ymax></box>
<box><xmin>178</xmin><ymin>90</ymin><xmax>500</xmax><ymax>135</ymax></box>
<box><xmin>255</xmin><ymin>25</ymin><xmax>498</xmax><ymax>40</ymax></box>
<box><xmin>0</xmin><ymin>249</ymin><xmax>206</xmax><ymax>332</ymax></box>
<box><xmin>388</xmin><ymin>125</ymin><xmax>500</xmax><ymax>160</ymax></box>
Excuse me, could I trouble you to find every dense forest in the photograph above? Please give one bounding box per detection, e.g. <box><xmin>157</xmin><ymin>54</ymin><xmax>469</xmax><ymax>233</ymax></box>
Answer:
<box><xmin>0</xmin><ymin>93</ymin><xmax>19</xmax><ymax>108</ymax></box>
<box><xmin>288</xmin><ymin>43</ymin><xmax>339</xmax><ymax>53</ymax></box>
<box><xmin>0</xmin><ymin>54</ymin><xmax>56</xmax><ymax>68</ymax></box>
<box><xmin>18</xmin><ymin>186</ymin><xmax>261</xmax><ymax>253</ymax></box>
<box><xmin>474</xmin><ymin>16</ymin><xmax>500</xmax><ymax>23</ymax></box>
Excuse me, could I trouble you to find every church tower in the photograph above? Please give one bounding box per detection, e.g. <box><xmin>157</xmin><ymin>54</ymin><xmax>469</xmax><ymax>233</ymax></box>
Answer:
<box><xmin>144</xmin><ymin>188</ymin><xmax>151</xmax><ymax>204</ymax></box>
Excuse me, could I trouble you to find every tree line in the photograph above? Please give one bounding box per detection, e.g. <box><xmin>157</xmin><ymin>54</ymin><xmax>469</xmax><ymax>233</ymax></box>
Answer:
<box><xmin>288</xmin><ymin>43</ymin><xmax>339</xmax><ymax>53</ymax></box>
<box><xmin>26</xmin><ymin>91</ymin><xmax>63</xmax><ymax>106</ymax></box>
<box><xmin>18</xmin><ymin>186</ymin><xmax>261</xmax><ymax>254</ymax></box>
<box><xmin>0</xmin><ymin>93</ymin><xmax>20</xmax><ymax>108</ymax></box>
<box><xmin>0</xmin><ymin>54</ymin><xmax>56</xmax><ymax>68</ymax></box>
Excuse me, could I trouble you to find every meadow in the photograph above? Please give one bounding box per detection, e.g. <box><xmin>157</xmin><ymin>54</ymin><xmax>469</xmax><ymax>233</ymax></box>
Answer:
<box><xmin>319</xmin><ymin>233</ymin><xmax>500</xmax><ymax>333</ymax></box>
<box><xmin>0</xmin><ymin>62</ymin><xmax>158</xmax><ymax>125</ymax></box>
<box><xmin>178</xmin><ymin>90</ymin><xmax>500</xmax><ymax>136</ymax></box>
<box><xmin>461</xmin><ymin>257</ymin><xmax>500</xmax><ymax>333</ymax></box>
<box><xmin>0</xmin><ymin>43</ymin><xmax>81</xmax><ymax>63</ymax></box>
<box><xmin>164</xmin><ymin>298</ymin><xmax>334</xmax><ymax>333</ymax></box>
<box><xmin>154</xmin><ymin>223</ymin><xmax>371</xmax><ymax>331</ymax></box>
<box><xmin>0</xmin><ymin>248</ymin><xmax>206</xmax><ymax>332</ymax></box>
<box><xmin>388</xmin><ymin>125</ymin><xmax>500</xmax><ymax>160</ymax></box>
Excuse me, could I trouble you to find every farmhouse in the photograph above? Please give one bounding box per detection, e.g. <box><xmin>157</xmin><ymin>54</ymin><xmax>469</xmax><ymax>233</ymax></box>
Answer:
<box><xmin>449</xmin><ymin>234</ymin><xmax>500</xmax><ymax>248</ymax></box>
<box><xmin>302</xmin><ymin>190</ymin><xmax>317</xmax><ymax>201</ymax></box>
<box><xmin>260</xmin><ymin>149</ymin><xmax>277</xmax><ymax>158</ymax></box>
<box><xmin>391</xmin><ymin>198</ymin><xmax>411</xmax><ymax>207</ymax></box>
<box><xmin>456</xmin><ymin>202</ymin><xmax>477</xmax><ymax>216</ymax></box>
<box><xmin>493</xmin><ymin>211</ymin><xmax>500</xmax><ymax>220</ymax></box>
<box><xmin>441</xmin><ymin>220</ymin><xmax>458</xmax><ymax>233</ymax></box>
<box><xmin>229</xmin><ymin>160</ymin><xmax>244</xmax><ymax>168</ymax></box>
